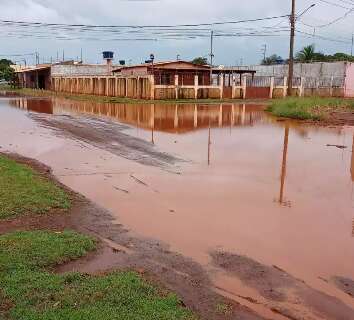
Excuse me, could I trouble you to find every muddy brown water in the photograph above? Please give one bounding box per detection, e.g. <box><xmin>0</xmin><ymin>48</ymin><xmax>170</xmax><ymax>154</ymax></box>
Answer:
<box><xmin>1</xmin><ymin>95</ymin><xmax>354</xmax><ymax>320</ymax></box>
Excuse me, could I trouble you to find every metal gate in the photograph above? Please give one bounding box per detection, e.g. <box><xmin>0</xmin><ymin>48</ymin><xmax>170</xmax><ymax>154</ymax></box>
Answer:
<box><xmin>245</xmin><ymin>76</ymin><xmax>271</xmax><ymax>99</ymax></box>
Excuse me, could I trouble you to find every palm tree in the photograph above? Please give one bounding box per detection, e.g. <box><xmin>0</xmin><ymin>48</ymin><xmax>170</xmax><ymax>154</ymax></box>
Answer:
<box><xmin>296</xmin><ymin>45</ymin><xmax>316</xmax><ymax>62</ymax></box>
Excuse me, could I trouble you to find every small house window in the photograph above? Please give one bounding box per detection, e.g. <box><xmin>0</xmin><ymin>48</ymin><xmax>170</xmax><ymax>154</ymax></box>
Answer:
<box><xmin>161</xmin><ymin>73</ymin><xmax>172</xmax><ymax>85</ymax></box>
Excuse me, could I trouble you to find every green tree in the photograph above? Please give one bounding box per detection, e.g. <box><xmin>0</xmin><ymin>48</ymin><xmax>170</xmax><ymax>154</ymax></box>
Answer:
<box><xmin>261</xmin><ymin>54</ymin><xmax>283</xmax><ymax>65</ymax></box>
<box><xmin>296</xmin><ymin>45</ymin><xmax>317</xmax><ymax>62</ymax></box>
<box><xmin>0</xmin><ymin>59</ymin><xmax>15</xmax><ymax>81</ymax></box>
<box><xmin>191</xmin><ymin>57</ymin><xmax>208</xmax><ymax>65</ymax></box>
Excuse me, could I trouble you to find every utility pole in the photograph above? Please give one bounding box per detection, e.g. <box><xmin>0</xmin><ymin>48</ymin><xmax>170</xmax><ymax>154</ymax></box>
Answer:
<box><xmin>261</xmin><ymin>44</ymin><xmax>267</xmax><ymax>62</ymax></box>
<box><xmin>62</xmin><ymin>50</ymin><xmax>65</xmax><ymax>62</ymax></box>
<box><xmin>287</xmin><ymin>0</ymin><xmax>296</xmax><ymax>96</ymax></box>
<box><xmin>351</xmin><ymin>34</ymin><xmax>353</xmax><ymax>56</ymax></box>
<box><xmin>35</xmin><ymin>52</ymin><xmax>39</xmax><ymax>65</ymax></box>
<box><xmin>210</xmin><ymin>30</ymin><xmax>214</xmax><ymax>84</ymax></box>
<box><xmin>80</xmin><ymin>48</ymin><xmax>83</xmax><ymax>62</ymax></box>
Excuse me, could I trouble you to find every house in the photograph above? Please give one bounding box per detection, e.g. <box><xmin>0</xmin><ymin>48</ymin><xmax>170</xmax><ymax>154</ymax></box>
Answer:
<box><xmin>17</xmin><ymin>64</ymin><xmax>51</xmax><ymax>90</ymax></box>
<box><xmin>112</xmin><ymin>61</ymin><xmax>212</xmax><ymax>86</ymax></box>
<box><xmin>16</xmin><ymin>60</ymin><xmax>116</xmax><ymax>90</ymax></box>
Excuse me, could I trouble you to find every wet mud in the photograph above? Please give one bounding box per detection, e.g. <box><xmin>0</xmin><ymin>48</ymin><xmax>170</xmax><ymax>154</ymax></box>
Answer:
<box><xmin>29</xmin><ymin>112</ymin><xmax>183</xmax><ymax>170</ymax></box>
<box><xmin>327</xmin><ymin>110</ymin><xmax>354</xmax><ymax>126</ymax></box>
<box><xmin>211</xmin><ymin>251</ymin><xmax>354</xmax><ymax>320</ymax></box>
<box><xmin>332</xmin><ymin>276</ymin><xmax>354</xmax><ymax>298</ymax></box>
<box><xmin>0</xmin><ymin>153</ymin><xmax>264</xmax><ymax>320</ymax></box>
<box><xmin>1</xmin><ymin>96</ymin><xmax>354</xmax><ymax>320</ymax></box>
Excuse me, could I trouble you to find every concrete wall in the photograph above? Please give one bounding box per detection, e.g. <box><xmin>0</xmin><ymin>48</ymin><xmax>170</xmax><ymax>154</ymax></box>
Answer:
<box><xmin>53</xmin><ymin>76</ymin><xmax>152</xmax><ymax>99</ymax></box>
<box><xmin>245</xmin><ymin>62</ymin><xmax>347</xmax><ymax>77</ymax></box>
<box><xmin>344</xmin><ymin>62</ymin><xmax>354</xmax><ymax>98</ymax></box>
<box><xmin>51</xmin><ymin>64</ymin><xmax>111</xmax><ymax>77</ymax></box>
<box><xmin>51</xmin><ymin>73</ymin><xmax>347</xmax><ymax>100</ymax></box>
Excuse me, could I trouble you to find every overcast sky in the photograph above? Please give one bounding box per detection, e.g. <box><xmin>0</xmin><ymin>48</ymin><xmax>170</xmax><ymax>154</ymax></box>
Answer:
<box><xmin>0</xmin><ymin>0</ymin><xmax>353</xmax><ymax>66</ymax></box>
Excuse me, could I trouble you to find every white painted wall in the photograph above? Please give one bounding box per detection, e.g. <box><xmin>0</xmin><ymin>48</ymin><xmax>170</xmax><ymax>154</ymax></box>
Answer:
<box><xmin>51</xmin><ymin>64</ymin><xmax>113</xmax><ymax>76</ymax></box>
<box><xmin>239</xmin><ymin>62</ymin><xmax>347</xmax><ymax>78</ymax></box>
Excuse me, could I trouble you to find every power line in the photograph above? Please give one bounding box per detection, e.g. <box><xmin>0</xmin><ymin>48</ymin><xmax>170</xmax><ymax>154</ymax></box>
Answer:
<box><xmin>0</xmin><ymin>53</ymin><xmax>36</xmax><ymax>56</ymax></box>
<box><xmin>318</xmin><ymin>0</ymin><xmax>353</xmax><ymax>10</ymax></box>
<box><xmin>299</xmin><ymin>6</ymin><xmax>354</xmax><ymax>27</ymax></box>
<box><xmin>296</xmin><ymin>29</ymin><xmax>352</xmax><ymax>43</ymax></box>
<box><xmin>0</xmin><ymin>16</ymin><xmax>293</xmax><ymax>42</ymax></box>
<box><xmin>0</xmin><ymin>15</ymin><xmax>290</xmax><ymax>29</ymax></box>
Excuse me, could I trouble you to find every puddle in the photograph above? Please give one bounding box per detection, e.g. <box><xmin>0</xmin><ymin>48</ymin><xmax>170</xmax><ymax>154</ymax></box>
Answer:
<box><xmin>1</xmin><ymin>95</ymin><xmax>354</xmax><ymax>319</ymax></box>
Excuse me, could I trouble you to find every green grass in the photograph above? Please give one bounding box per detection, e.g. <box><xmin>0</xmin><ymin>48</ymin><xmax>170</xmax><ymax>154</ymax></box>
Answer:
<box><xmin>215</xmin><ymin>303</ymin><xmax>232</xmax><ymax>315</ymax></box>
<box><xmin>267</xmin><ymin>97</ymin><xmax>354</xmax><ymax>120</ymax></box>
<box><xmin>0</xmin><ymin>230</ymin><xmax>195</xmax><ymax>320</ymax></box>
<box><xmin>0</xmin><ymin>155</ymin><xmax>70</xmax><ymax>219</ymax></box>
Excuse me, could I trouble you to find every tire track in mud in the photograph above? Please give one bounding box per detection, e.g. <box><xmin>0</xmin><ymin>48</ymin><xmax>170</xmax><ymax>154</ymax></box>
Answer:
<box><xmin>211</xmin><ymin>251</ymin><xmax>354</xmax><ymax>320</ymax></box>
<box><xmin>29</xmin><ymin>113</ymin><xmax>185</xmax><ymax>171</ymax></box>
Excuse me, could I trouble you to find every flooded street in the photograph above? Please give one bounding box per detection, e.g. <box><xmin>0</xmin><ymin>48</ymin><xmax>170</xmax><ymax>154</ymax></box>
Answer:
<box><xmin>1</xmin><ymin>95</ymin><xmax>354</xmax><ymax>319</ymax></box>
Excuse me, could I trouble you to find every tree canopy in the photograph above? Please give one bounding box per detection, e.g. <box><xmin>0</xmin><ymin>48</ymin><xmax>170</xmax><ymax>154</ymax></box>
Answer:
<box><xmin>295</xmin><ymin>45</ymin><xmax>354</xmax><ymax>63</ymax></box>
<box><xmin>0</xmin><ymin>59</ymin><xmax>15</xmax><ymax>81</ymax></box>
<box><xmin>260</xmin><ymin>46</ymin><xmax>354</xmax><ymax>65</ymax></box>
<box><xmin>261</xmin><ymin>54</ymin><xmax>284</xmax><ymax>65</ymax></box>
<box><xmin>191</xmin><ymin>57</ymin><xmax>208</xmax><ymax>65</ymax></box>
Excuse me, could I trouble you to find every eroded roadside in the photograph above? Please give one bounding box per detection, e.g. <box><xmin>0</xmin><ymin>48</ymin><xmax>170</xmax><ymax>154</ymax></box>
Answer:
<box><xmin>0</xmin><ymin>153</ymin><xmax>264</xmax><ymax>320</ymax></box>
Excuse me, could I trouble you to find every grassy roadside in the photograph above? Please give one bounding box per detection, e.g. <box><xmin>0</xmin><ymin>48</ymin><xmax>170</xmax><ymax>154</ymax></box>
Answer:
<box><xmin>0</xmin><ymin>231</ymin><xmax>194</xmax><ymax>320</ymax></box>
<box><xmin>266</xmin><ymin>97</ymin><xmax>354</xmax><ymax>121</ymax></box>
<box><xmin>0</xmin><ymin>156</ymin><xmax>195</xmax><ymax>319</ymax></box>
<box><xmin>0</xmin><ymin>155</ymin><xmax>70</xmax><ymax>219</ymax></box>
<box><xmin>0</xmin><ymin>85</ymin><xmax>249</xmax><ymax>105</ymax></box>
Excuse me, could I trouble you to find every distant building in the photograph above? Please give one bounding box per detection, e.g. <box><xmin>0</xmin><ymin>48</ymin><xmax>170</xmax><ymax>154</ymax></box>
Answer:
<box><xmin>112</xmin><ymin>60</ymin><xmax>212</xmax><ymax>85</ymax></box>
<box><xmin>16</xmin><ymin>58</ymin><xmax>118</xmax><ymax>90</ymax></box>
<box><xmin>17</xmin><ymin>64</ymin><xmax>52</xmax><ymax>90</ymax></box>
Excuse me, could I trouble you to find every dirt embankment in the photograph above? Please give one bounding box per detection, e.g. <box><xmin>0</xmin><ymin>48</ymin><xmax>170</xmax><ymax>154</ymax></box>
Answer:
<box><xmin>0</xmin><ymin>153</ymin><xmax>264</xmax><ymax>320</ymax></box>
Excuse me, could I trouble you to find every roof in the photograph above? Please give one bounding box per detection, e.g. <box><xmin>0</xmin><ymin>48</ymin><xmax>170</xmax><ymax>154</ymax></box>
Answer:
<box><xmin>211</xmin><ymin>68</ymin><xmax>256</xmax><ymax>74</ymax></box>
<box><xmin>15</xmin><ymin>64</ymin><xmax>51</xmax><ymax>73</ymax></box>
<box><xmin>112</xmin><ymin>60</ymin><xmax>211</xmax><ymax>72</ymax></box>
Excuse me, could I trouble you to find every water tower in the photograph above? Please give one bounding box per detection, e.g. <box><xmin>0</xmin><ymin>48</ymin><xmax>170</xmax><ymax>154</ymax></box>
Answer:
<box><xmin>102</xmin><ymin>51</ymin><xmax>114</xmax><ymax>74</ymax></box>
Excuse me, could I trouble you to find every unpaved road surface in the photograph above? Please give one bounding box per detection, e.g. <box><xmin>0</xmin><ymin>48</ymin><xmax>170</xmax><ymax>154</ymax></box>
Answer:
<box><xmin>1</xmin><ymin>95</ymin><xmax>354</xmax><ymax>320</ymax></box>
<box><xmin>0</xmin><ymin>154</ymin><xmax>264</xmax><ymax>320</ymax></box>
<box><xmin>30</xmin><ymin>112</ymin><xmax>183</xmax><ymax>170</ymax></box>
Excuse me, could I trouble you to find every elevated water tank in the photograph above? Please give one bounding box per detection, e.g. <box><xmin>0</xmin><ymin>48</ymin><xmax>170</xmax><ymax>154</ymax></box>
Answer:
<box><xmin>103</xmin><ymin>51</ymin><xmax>114</xmax><ymax>60</ymax></box>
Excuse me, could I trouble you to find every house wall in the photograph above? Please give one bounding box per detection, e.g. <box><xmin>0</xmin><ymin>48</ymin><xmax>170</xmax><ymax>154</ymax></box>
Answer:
<box><xmin>119</xmin><ymin>66</ymin><xmax>149</xmax><ymax>76</ymax></box>
<box><xmin>52</xmin><ymin>76</ymin><xmax>152</xmax><ymax>99</ymax></box>
<box><xmin>344</xmin><ymin>62</ymin><xmax>354</xmax><ymax>97</ymax></box>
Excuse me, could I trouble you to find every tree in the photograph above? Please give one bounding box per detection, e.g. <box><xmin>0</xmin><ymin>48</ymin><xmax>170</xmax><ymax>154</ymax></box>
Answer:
<box><xmin>261</xmin><ymin>54</ymin><xmax>284</xmax><ymax>65</ymax></box>
<box><xmin>295</xmin><ymin>45</ymin><xmax>317</xmax><ymax>62</ymax></box>
<box><xmin>294</xmin><ymin>45</ymin><xmax>354</xmax><ymax>63</ymax></box>
<box><xmin>191</xmin><ymin>57</ymin><xmax>208</xmax><ymax>65</ymax></box>
<box><xmin>0</xmin><ymin>59</ymin><xmax>15</xmax><ymax>82</ymax></box>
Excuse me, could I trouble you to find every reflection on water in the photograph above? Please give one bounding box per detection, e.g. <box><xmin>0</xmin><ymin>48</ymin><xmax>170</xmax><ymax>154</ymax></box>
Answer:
<box><xmin>2</xmin><ymin>94</ymin><xmax>354</xmax><ymax>317</ymax></box>
<box><xmin>279</xmin><ymin>126</ymin><xmax>290</xmax><ymax>206</ymax></box>
<box><xmin>9</xmin><ymin>97</ymin><xmax>266</xmax><ymax>134</ymax></box>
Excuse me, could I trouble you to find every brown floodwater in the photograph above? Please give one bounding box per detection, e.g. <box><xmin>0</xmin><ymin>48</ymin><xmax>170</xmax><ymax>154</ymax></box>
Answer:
<box><xmin>1</xmin><ymin>95</ymin><xmax>354</xmax><ymax>319</ymax></box>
